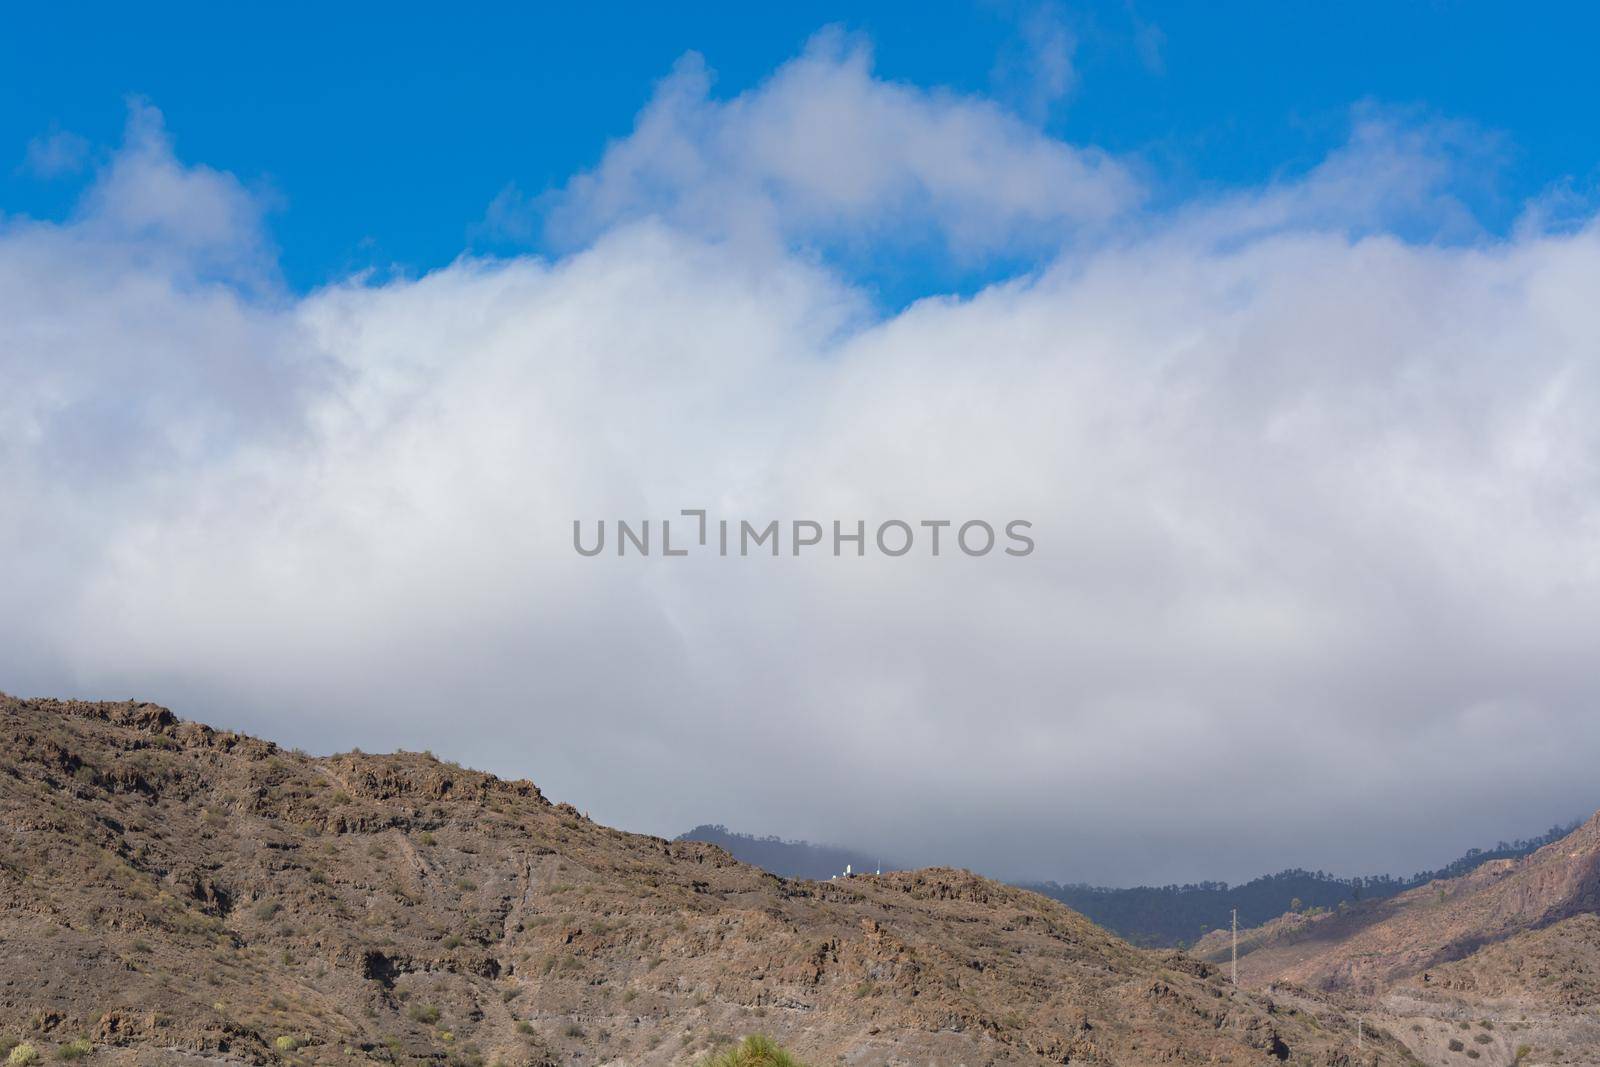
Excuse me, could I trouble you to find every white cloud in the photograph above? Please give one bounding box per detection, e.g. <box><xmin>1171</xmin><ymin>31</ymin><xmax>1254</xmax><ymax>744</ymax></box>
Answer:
<box><xmin>78</xmin><ymin>99</ymin><xmax>282</xmax><ymax>287</ymax></box>
<box><xmin>479</xmin><ymin>181</ymin><xmax>538</xmax><ymax>242</ymax></box>
<box><xmin>0</xmin><ymin>104</ymin><xmax>311</xmax><ymax>490</ymax></box>
<box><xmin>3</xmin><ymin>75</ymin><xmax>1600</xmax><ymax>887</ymax></box>
<box><xmin>992</xmin><ymin>2</ymin><xmax>1079</xmax><ymax>121</ymax></box>
<box><xmin>545</xmin><ymin>29</ymin><xmax>1136</xmax><ymax>260</ymax></box>
<box><xmin>21</xmin><ymin>127</ymin><xmax>91</xmax><ymax>178</ymax></box>
<box><xmin>1178</xmin><ymin>107</ymin><xmax>1503</xmax><ymax>246</ymax></box>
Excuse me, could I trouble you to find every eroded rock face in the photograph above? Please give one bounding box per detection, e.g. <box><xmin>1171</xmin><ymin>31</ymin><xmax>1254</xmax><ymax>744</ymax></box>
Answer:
<box><xmin>0</xmin><ymin>692</ymin><xmax>1414</xmax><ymax>1065</ymax></box>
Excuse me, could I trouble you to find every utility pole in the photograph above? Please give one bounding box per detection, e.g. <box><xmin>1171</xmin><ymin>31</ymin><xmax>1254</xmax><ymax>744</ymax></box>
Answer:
<box><xmin>1357</xmin><ymin>1015</ymin><xmax>1364</xmax><ymax>1051</ymax></box>
<box><xmin>1231</xmin><ymin>908</ymin><xmax>1238</xmax><ymax>987</ymax></box>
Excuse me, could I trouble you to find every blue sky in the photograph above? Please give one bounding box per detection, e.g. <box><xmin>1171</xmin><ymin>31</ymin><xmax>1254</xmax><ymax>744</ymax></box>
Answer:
<box><xmin>5</xmin><ymin>2</ymin><xmax>1598</xmax><ymax>296</ymax></box>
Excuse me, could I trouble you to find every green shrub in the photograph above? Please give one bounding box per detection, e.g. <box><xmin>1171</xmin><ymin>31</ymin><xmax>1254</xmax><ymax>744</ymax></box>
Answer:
<box><xmin>407</xmin><ymin>1005</ymin><xmax>440</xmax><ymax>1025</ymax></box>
<box><xmin>8</xmin><ymin>1045</ymin><xmax>41</xmax><ymax>1067</ymax></box>
<box><xmin>274</xmin><ymin>1035</ymin><xmax>302</xmax><ymax>1052</ymax></box>
<box><xmin>698</xmin><ymin>1035</ymin><xmax>808</xmax><ymax>1067</ymax></box>
<box><xmin>56</xmin><ymin>1040</ymin><xmax>92</xmax><ymax>1061</ymax></box>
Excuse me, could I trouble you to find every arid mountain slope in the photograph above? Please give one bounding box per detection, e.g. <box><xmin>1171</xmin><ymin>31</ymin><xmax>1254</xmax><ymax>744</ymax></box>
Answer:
<box><xmin>1189</xmin><ymin>815</ymin><xmax>1600</xmax><ymax>1064</ymax></box>
<box><xmin>1195</xmin><ymin>813</ymin><xmax>1600</xmax><ymax>995</ymax></box>
<box><xmin>0</xmin><ymin>695</ymin><xmax>1411</xmax><ymax>1065</ymax></box>
<box><xmin>1375</xmin><ymin>917</ymin><xmax>1600</xmax><ymax>1067</ymax></box>
<box><xmin>1409</xmin><ymin>913</ymin><xmax>1600</xmax><ymax>1007</ymax></box>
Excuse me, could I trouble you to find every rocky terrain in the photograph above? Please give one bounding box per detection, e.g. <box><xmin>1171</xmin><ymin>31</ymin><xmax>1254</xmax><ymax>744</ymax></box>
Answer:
<box><xmin>1195</xmin><ymin>815</ymin><xmax>1600</xmax><ymax>1065</ymax></box>
<box><xmin>1414</xmin><ymin>914</ymin><xmax>1600</xmax><ymax>1007</ymax></box>
<box><xmin>0</xmin><ymin>694</ymin><xmax>1413</xmax><ymax>1065</ymax></box>
<box><xmin>1194</xmin><ymin>813</ymin><xmax>1600</xmax><ymax>993</ymax></box>
<box><xmin>1371</xmin><ymin>916</ymin><xmax>1600</xmax><ymax>1067</ymax></box>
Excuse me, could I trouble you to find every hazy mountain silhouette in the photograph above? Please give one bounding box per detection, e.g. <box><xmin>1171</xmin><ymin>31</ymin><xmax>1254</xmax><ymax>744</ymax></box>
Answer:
<box><xmin>682</xmin><ymin>822</ymin><xmax>1579</xmax><ymax>947</ymax></box>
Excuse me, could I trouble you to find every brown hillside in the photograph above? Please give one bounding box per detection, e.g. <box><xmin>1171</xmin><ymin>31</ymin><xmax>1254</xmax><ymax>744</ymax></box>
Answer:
<box><xmin>0</xmin><ymin>694</ymin><xmax>1413</xmax><ymax>1066</ymax></box>
<box><xmin>1406</xmin><ymin>913</ymin><xmax>1600</xmax><ymax>1007</ymax></box>
<box><xmin>1374</xmin><ymin>916</ymin><xmax>1600</xmax><ymax>1067</ymax></box>
<box><xmin>1195</xmin><ymin>814</ymin><xmax>1600</xmax><ymax>994</ymax></box>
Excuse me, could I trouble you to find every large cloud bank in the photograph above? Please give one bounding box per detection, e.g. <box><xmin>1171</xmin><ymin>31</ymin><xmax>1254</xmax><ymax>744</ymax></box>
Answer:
<box><xmin>4</xmin><ymin>41</ymin><xmax>1599</xmax><ymax>884</ymax></box>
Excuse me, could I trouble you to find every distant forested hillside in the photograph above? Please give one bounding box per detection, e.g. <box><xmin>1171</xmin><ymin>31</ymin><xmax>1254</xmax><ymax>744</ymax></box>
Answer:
<box><xmin>1020</xmin><ymin>822</ymin><xmax>1580</xmax><ymax>947</ymax></box>
<box><xmin>683</xmin><ymin>821</ymin><xmax>1579</xmax><ymax>948</ymax></box>
<box><xmin>675</xmin><ymin>824</ymin><xmax>895</xmax><ymax>881</ymax></box>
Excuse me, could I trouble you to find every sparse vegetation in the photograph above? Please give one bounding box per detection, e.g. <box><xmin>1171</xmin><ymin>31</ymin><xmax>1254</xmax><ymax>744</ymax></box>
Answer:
<box><xmin>698</xmin><ymin>1035</ymin><xmax>808</xmax><ymax>1067</ymax></box>
<box><xmin>408</xmin><ymin>1005</ymin><xmax>441</xmax><ymax>1025</ymax></box>
<box><xmin>56</xmin><ymin>1040</ymin><xmax>92</xmax><ymax>1060</ymax></box>
<box><xmin>6</xmin><ymin>1045</ymin><xmax>40</xmax><ymax>1067</ymax></box>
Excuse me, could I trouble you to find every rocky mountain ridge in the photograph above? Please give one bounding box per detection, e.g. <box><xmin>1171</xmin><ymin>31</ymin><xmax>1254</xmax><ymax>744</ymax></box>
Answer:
<box><xmin>0</xmin><ymin>694</ymin><xmax>1410</xmax><ymax>1065</ymax></box>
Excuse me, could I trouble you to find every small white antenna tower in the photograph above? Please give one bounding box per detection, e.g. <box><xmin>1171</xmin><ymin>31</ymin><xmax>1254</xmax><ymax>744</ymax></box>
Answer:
<box><xmin>1357</xmin><ymin>1015</ymin><xmax>1364</xmax><ymax>1050</ymax></box>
